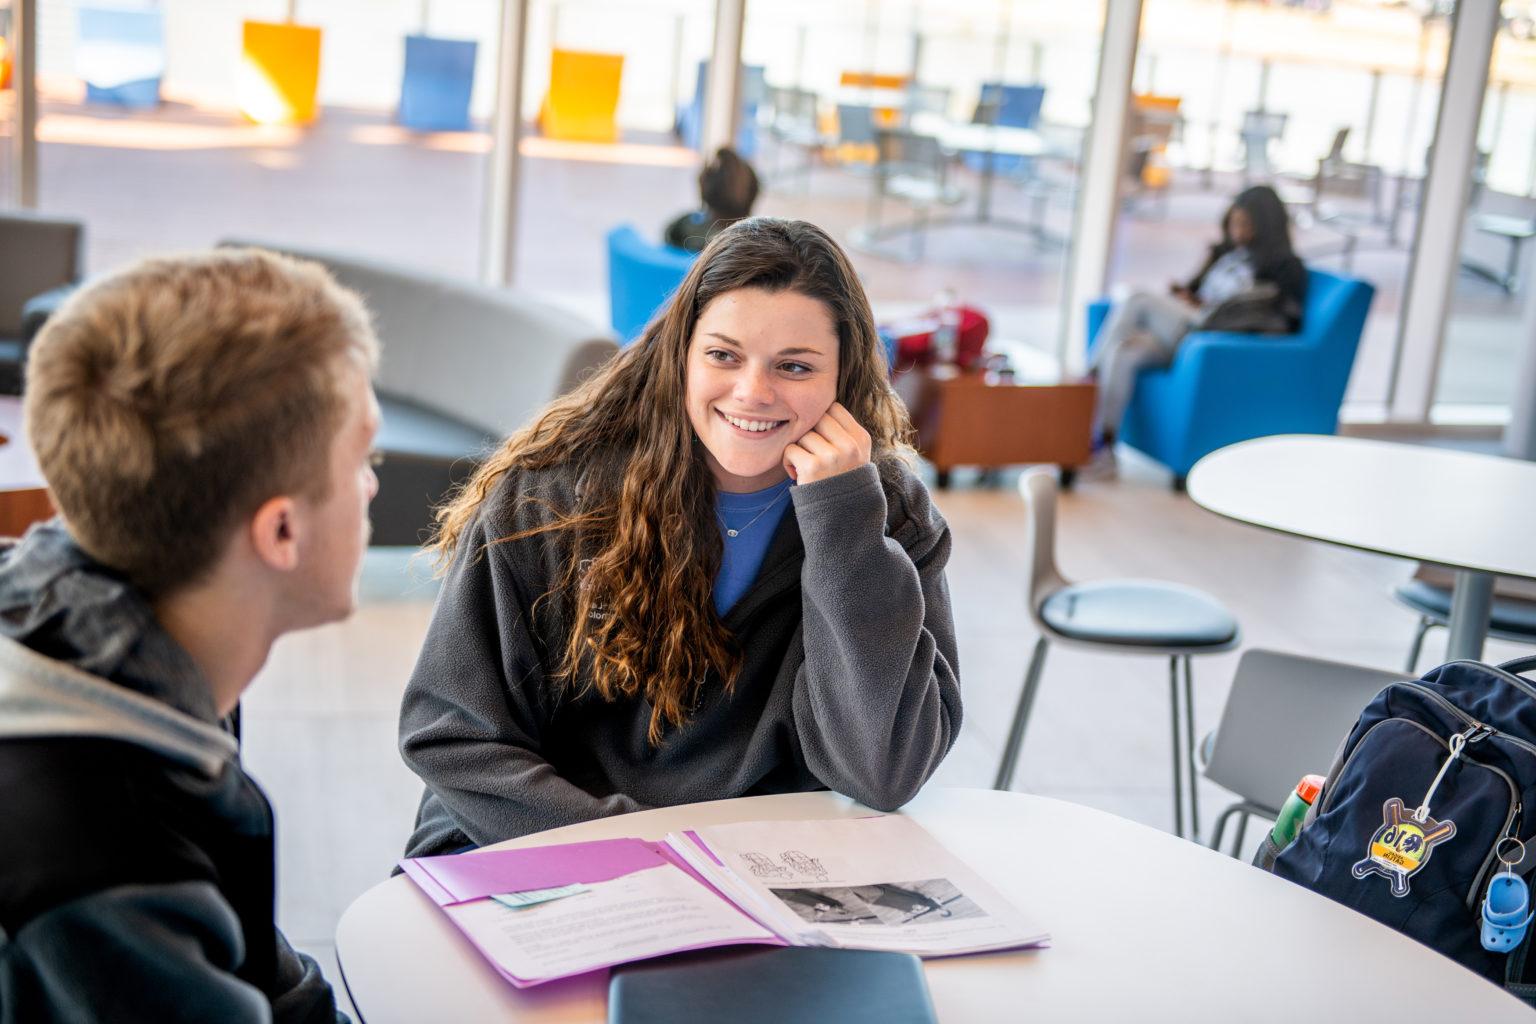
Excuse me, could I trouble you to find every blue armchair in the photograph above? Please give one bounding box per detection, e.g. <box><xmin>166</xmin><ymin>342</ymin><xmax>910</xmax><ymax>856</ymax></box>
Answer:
<box><xmin>1086</xmin><ymin>268</ymin><xmax>1374</xmax><ymax>485</ymax></box>
<box><xmin>607</xmin><ymin>225</ymin><xmax>697</xmax><ymax>346</ymax></box>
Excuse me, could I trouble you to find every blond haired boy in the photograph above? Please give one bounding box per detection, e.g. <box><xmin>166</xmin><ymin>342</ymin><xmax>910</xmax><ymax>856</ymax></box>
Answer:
<box><xmin>0</xmin><ymin>249</ymin><xmax>380</xmax><ymax>1022</ymax></box>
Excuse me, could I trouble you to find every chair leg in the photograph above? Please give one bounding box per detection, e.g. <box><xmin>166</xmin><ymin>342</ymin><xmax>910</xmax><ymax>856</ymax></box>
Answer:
<box><xmin>1183</xmin><ymin>656</ymin><xmax>1201</xmax><ymax>843</ymax></box>
<box><xmin>994</xmin><ymin>637</ymin><xmax>1050</xmax><ymax>791</ymax></box>
<box><xmin>1405</xmin><ymin>616</ymin><xmax>1433</xmax><ymax>675</ymax></box>
<box><xmin>1209</xmin><ymin>803</ymin><xmax>1243</xmax><ymax>854</ymax></box>
<box><xmin>1230</xmin><ymin>812</ymin><xmax>1251</xmax><ymax>860</ymax></box>
<box><xmin>1168</xmin><ymin>656</ymin><xmax>1185</xmax><ymax>839</ymax></box>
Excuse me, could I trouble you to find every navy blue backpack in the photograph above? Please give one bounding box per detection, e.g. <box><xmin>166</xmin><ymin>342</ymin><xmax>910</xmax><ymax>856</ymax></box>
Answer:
<box><xmin>1268</xmin><ymin>655</ymin><xmax>1536</xmax><ymax>1003</ymax></box>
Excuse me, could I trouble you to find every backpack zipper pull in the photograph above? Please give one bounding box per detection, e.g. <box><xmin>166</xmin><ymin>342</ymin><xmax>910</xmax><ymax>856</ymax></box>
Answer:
<box><xmin>1415</xmin><ymin>727</ymin><xmax>1479</xmax><ymax>824</ymax></box>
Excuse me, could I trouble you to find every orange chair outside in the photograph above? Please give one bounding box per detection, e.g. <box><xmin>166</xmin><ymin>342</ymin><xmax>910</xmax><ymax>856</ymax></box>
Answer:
<box><xmin>840</xmin><ymin>70</ymin><xmax>910</xmax><ymax>127</ymax></box>
<box><xmin>539</xmin><ymin>49</ymin><xmax>624</xmax><ymax>143</ymax></box>
<box><xmin>0</xmin><ymin>37</ymin><xmax>11</xmax><ymax>91</ymax></box>
<box><xmin>1132</xmin><ymin>93</ymin><xmax>1182</xmax><ymax>189</ymax></box>
<box><xmin>839</xmin><ymin>71</ymin><xmax>910</xmax><ymax>91</ymax></box>
<box><xmin>239</xmin><ymin>20</ymin><xmax>323</xmax><ymax>125</ymax></box>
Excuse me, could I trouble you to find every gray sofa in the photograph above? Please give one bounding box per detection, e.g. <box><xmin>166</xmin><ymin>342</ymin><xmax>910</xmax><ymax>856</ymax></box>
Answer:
<box><xmin>222</xmin><ymin>240</ymin><xmax>618</xmax><ymax>546</ymax></box>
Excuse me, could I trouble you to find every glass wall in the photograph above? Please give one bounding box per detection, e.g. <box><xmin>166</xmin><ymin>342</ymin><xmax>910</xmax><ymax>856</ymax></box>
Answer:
<box><xmin>510</xmin><ymin>0</ymin><xmax>714</xmax><ymax>307</ymax></box>
<box><xmin>1116</xmin><ymin>0</ymin><xmax>1453</xmax><ymax>411</ymax></box>
<box><xmin>741</xmin><ymin>0</ymin><xmax>1106</xmax><ymax>372</ymax></box>
<box><xmin>1436</xmin><ymin>20</ymin><xmax>1536</xmax><ymax>417</ymax></box>
<box><xmin>25</xmin><ymin>0</ymin><xmax>500</xmax><ymax>279</ymax></box>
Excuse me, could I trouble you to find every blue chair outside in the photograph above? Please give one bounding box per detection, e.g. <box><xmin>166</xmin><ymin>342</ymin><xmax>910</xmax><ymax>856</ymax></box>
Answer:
<box><xmin>76</xmin><ymin>5</ymin><xmax>165</xmax><ymax>109</ymax></box>
<box><xmin>966</xmin><ymin>82</ymin><xmax>1044</xmax><ymax>176</ymax></box>
<box><xmin>607</xmin><ymin>225</ymin><xmax>696</xmax><ymax>346</ymax></box>
<box><xmin>399</xmin><ymin>35</ymin><xmax>478</xmax><ymax>132</ymax></box>
<box><xmin>676</xmin><ymin>62</ymin><xmax>766</xmax><ymax>157</ymax></box>
<box><xmin>1085</xmin><ymin>268</ymin><xmax>1374</xmax><ymax>484</ymax></box>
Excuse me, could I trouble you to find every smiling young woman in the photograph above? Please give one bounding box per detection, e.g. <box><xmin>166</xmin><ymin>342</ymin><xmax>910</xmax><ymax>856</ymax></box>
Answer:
<box><xmin>398</xmin><ymin>218</ymin><xmax>962</xmax><ymax>858</ymax></box>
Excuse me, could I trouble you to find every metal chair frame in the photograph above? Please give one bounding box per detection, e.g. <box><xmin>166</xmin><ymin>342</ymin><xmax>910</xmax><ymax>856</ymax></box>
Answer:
<box><xmin>994</xmin><ymin>471</ymin><xmax>1239</xmax><ymax>842</ymax></box>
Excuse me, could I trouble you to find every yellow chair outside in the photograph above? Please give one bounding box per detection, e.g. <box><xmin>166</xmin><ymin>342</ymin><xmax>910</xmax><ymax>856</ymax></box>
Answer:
<box><xmin>838</xmin><ymin>71</ymin><xmax>909</xmax><ymax>91</ymax></box>
<box><xmin>539</xmin><ymin>49</ymin><xmax>624</xmax><ymax>143</ymax></box>
<box><xmin>239</xmin><ymin>20</ymin><xmax>323</xmax><ymax>125</ymax></box>
<box><xmin>839</xmin><ymin>70</ymin><xmax>909</xmax><ymax>127</ymax></box>
<box><xmin>1131</xmin><ymin>93</ymin><xmax>1182</xmax><ymax>189</ymax></box>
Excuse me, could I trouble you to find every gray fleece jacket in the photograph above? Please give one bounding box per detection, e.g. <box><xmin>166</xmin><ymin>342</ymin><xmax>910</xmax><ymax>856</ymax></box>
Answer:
<box><xmin>400</xmin><ymin>459</ymin><xmax>962</xmax><ymax>858</ymax></box>
<box><xmin>0</xmin><ymin>522</ymin><xmax>345</xmax><ymax>1023</ymax></box>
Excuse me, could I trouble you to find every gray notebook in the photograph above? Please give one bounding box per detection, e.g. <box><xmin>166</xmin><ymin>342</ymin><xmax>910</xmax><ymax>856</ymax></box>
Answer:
<box><xmin>608</xmin><ymin>946</ymin><xmax>939</xmax><ymax>1024</ymax></box>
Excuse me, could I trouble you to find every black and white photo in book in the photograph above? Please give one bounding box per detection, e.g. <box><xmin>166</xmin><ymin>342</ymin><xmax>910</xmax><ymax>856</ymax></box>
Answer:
<box><xmin>771</xmin><ymin>879</ymin><xmax>988</xmax><ymax>927</ymax></box>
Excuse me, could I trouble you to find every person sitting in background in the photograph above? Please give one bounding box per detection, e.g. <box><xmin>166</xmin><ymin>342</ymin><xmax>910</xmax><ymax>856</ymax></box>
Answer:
<box><xmin>1086</xmin><ymin>184</ymin><xmax>1307</xmax><ymax>476</ymax></box>
<box><xmin>0</xmin><ymin>250</ymin><xmax>380</xmax><ymax>1022</ymax></box>
<box><xmin>664</xmin><ymin>146</ymin><xmax>761</xmax><ymax>253</ymax></box>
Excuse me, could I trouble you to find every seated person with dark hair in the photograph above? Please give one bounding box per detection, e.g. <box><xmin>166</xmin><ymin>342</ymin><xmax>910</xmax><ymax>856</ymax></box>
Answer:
<box><xmin>664</xmin><ymin>146</ymin><xmax>761</xmax><ymax>253</ymax></box>
<box><xmin>0</xmin><ymin>249</ymin><xmax>382</xmax><ymax>1022</ymax></box>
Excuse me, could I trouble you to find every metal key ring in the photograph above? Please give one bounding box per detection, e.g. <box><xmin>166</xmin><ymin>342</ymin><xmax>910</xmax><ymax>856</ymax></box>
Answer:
<box><xmin>1497</xmin><ymin>836</ymin><xmax>1527</xmax><ymax>869</ymax></box>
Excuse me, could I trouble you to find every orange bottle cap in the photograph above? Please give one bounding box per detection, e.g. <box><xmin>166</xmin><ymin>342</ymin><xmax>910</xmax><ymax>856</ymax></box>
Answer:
<box><xmin>1297</xmin><ymin>773</ymin><xmax>1326</xmax><ymax>805</ymax></box>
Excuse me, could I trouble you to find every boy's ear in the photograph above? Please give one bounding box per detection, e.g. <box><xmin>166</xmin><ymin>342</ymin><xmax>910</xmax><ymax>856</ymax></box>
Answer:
<box><xmin>250</xmin><ymin>495</ymin><xmax>300</xmax><ymax>572</ymax></box>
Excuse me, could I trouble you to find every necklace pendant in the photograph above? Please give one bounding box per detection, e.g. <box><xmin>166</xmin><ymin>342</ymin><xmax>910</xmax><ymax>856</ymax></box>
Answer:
<box><xmin>727</xmin><ymin>528</ymin><xmax>739</xmax><ymax>537</ymax></box>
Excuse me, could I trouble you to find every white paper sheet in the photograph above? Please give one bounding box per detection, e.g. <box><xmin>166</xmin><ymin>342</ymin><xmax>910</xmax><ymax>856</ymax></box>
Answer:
<box><xmin>444</xmin><ymin>864</ymin><xmax>778</xmax><ymax>983</ymax></box>
<box><xmin>669</xmin><ymin>816</ymin><xmax>1050</xmax><ymax>957</ymax></box>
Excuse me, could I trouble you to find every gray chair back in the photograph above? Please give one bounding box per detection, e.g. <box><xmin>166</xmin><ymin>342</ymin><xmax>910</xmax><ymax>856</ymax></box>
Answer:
<box><xmin>837</xmin><ymin>104</ymin><xmax>877</xmax><ymax>146</ymax></box>
<box><xmin>0</xmin><ymin>213</ymin><xmax>84</xmax><ymax>338</ymax></box>
<box><xmin>220</xmin><ymin>239</ymin><xmax>616</xmax><ymax>438</ymax></box>
<box><xmin>875</xmin><ymin>128</ymin><xmax>945</xmax><ymax>181</ymax></box>
<box><xmin>1205</xmin><ymin>649</ymin><xmax>1409</xmax><ymax>814</ymax></box>
<box><xmin>1019</xmin><ymin>470</ymin><xmax>1070</xmax><ymax>633</ymax></box>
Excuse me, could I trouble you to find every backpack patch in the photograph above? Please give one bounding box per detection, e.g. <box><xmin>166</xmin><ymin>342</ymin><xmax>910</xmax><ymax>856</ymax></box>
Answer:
<box><xmin>1351</xmin><ymin>796</ymin><xmax>1457</xmax><ymax>898</ymax></box>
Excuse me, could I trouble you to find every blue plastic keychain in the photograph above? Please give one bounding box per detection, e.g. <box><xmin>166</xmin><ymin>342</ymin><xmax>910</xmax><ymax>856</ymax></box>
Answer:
<box><xmin>1482</xmin><ymin>836</ymin><xmax>1534</xmax><ymax>954</ymax></box>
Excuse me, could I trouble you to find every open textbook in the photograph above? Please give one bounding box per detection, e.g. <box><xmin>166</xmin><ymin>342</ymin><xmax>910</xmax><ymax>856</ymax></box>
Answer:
<box><xmin>401</xmin><ymin>815</ymin><xmax>1049</xmax><ymax>988</ymax></box>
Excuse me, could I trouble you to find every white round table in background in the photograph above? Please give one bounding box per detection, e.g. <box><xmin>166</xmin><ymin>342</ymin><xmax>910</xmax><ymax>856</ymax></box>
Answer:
<box><xmin>334</xmin><ymin>789</ymin><xmax>1530</xmax><ymax>1022</ymax></box>
<box><xmin>1188</xmin><ymin>434</ymin><xmax>1536</xmax><ymax>661</ymax></box>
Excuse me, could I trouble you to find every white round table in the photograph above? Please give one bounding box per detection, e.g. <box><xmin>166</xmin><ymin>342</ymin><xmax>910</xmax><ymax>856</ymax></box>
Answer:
<box><xmin>1188</xmin><ymin>434</ymin><xmax>1536</xmax><ymax>661</ymax></box>
<box><xmin>334</xmin><ymin>789</ymin><xmax>1530</xmax><ymax>1022</ymax></box>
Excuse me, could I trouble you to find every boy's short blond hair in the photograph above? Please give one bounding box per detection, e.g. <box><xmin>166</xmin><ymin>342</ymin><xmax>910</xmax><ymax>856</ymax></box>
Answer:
<box><xmin>24</xmin><ymin>248</ymin><xmax>379</xmax><ymax>595</ymax></box>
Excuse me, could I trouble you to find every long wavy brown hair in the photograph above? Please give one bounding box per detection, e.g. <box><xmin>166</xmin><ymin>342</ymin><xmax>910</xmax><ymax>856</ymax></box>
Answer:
<box><xmin>433</xmin><ymin>218</ymin><xmax>915</xmax><ymax>742</ymax></box>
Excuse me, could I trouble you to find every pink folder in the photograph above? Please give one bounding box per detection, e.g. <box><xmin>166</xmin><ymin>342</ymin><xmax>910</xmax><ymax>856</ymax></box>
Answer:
<box><xmin>402</xmin><ymin>837</ymin><xmax>669</xmax><ymax>905</ymax></box>
<box><xmin>400</xmin><ymin>837</ymin><xmax>783</xmax><ymax>988</ymax></box>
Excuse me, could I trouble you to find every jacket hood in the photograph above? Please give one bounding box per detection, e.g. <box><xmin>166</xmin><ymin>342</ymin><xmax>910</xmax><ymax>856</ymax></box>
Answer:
<box><xmin>0</xmin><ymin>632</ymin><xmax>236</xmax><ymax>776</ymax></box>
<box><xmin>0</xmin><ymin>519</ymin><xmax>232</xmax><ymax>773</ymax></box>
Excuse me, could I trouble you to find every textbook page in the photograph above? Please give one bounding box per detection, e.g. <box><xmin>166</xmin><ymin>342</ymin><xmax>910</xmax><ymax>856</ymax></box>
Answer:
<box><xmin>670</xmin><ymin>816</ymin><xmax>1050</xmax><ymax>957</ymax></box>
<box><xmin>443</xmin><ymin>863</ymin><xmax>780</xmax><ymax>986</ymax></box>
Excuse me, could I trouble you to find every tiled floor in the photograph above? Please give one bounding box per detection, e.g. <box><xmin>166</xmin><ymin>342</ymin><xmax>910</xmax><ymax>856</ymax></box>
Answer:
<box><xmin>237</xmin><ymin>451</ymin><xmax>1533</xmax><ymax>1011</ymax></box>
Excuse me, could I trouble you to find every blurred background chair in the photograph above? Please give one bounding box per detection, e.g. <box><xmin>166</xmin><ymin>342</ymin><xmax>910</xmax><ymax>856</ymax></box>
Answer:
<box><xmin>1201</xmin><ymin>649</ymin><xmax>1407</xmax><ymax>857</ymax></box>
<box><xmin>676</xmin><ymin>61</ymin><xmax>766</xmax><ymax>157</ymax></box>
<box><xmin>995</xmin><ymin>470</ymin><xmax>1240</xmax><ymax>841</ymax></box>
<box><xmin>224</xmin><ymin>239</ymin><xmax>617</xmax><ymax>546</ymax></box>
<box><xmin>539</xmin><ymin>48</ymin><xmax>624</xmax><ymax>142</ymax></box>
<box><xmin>1395</xmin><ymin>564</ymin><xmax>1536</xmax><ymax>673</ymax></box>
<box><xmin>1</xmin><ymin>211</ymin><xmax>84</xmax><ymax>395</ymax></box>
<box><xmin>75</xmin><ymin>3</ymin><xmax>165</xmax><ymax>108</ymax></box>
<box><xmin>763</xmin><ymin>85</ymin><xmax>825</xmax><ymax>183</ymax></box>
<box><xmin>239</xmin><ymin>19</ymin><xmax>323</xmax><ymax>125</ymax></box>
<box><xmin>397</xmin><ymin>34</ymin><xmax>478</xmax><ymax>132</ymax></box>
<box><xmin>967</xmin><ymin>82</ymin><xmax>1044</xmax><ymax>178</ymax></box>
<box><xmin>1239</xmin><ymin>110</ymin><xmax>1287</xmax><ymax>184</ymax></box>
<box><xmin>1085</xmin><ymin>268</ymin><xmax>1374</xmax><ymax>487</ymax></box>
<box><xmin>607</xmin><ymin>225</ymin><xmax>695</xmax><ymax>346</ymax></box>
<box><xmin>1125</xmin><ymin>93</ymin><xmax>1182</xmax><ymax>211</ymax></box>
<box><xmin>835</xmin><ymin>104</ymin><xmax>879</xmax><ymax>168</ymax></box>
<box><xmin>858</xmin><ymin>128</ymin><xmax>966</xmax><ymax>260</ymax></box>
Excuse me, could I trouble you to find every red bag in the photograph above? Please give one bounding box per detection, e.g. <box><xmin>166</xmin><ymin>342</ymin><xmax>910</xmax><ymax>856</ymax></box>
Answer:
<box><xmin>885</xmin><ymin>305</ymin><xmax>990</xmax><ymax>370</ymax></box>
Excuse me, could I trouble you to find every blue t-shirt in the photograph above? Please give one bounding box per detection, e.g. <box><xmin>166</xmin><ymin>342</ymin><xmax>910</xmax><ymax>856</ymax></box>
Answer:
<box><xmin>713</xmin><ymin>478</ymin><xmax>794</xmax><ymax>617</ymax></box>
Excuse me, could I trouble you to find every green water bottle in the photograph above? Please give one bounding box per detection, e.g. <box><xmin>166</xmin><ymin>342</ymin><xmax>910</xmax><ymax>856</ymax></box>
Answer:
<box><xmin>1270</xmin><ymin>774</ymin><xmax>1326</xmax><ymax>849</ymax></box>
